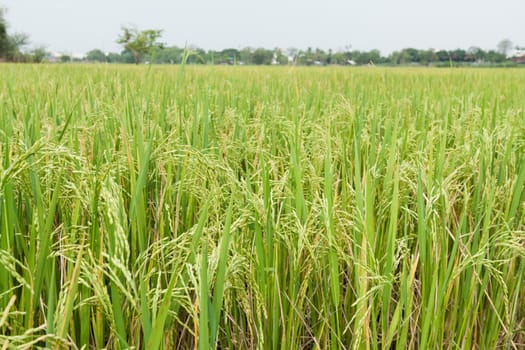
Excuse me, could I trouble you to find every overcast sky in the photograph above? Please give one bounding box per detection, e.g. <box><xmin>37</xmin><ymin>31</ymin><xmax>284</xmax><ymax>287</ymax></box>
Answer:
<box><xmin>1</xmin><ymin>0</ymin><xmax>523</xmax><ymax>55</ymax></box>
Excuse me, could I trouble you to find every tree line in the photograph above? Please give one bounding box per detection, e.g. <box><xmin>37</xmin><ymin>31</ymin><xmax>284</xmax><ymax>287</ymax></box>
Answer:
<box><xmin>1</xmin><ymin>10</ymin><xmax>522</xmax><ymax>66</ymax></box>
<box><xmin>81</xmin><ymin>45</ymin><xmax>520</xmax><ymax>66</ymax></box>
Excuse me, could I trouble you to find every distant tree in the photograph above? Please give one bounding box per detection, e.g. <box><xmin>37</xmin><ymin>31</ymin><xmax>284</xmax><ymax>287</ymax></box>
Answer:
<box><xmin>314</xmin><ymin>47</ymin><xmax>327</xmax><ymax>63</ymax></box>
<box><xmin>402</xmin><ymin>48</ymin><xmax>419</xmax><ymax>63</ymax></box>
<box><xmin>120</xmin><ymin>50</ymin><xmax>136</xmax><ymax>64</ymax></box>
<box><xmin>352</xmin><ymin>50</ymin><xmax>370</xmax><ymax>65</ymax></box>
<box><xmin>185</xmin><ymin>47</ymin><xmax>206</xmax><ymax>64</ymax></box>
<box><xmin>117</xmin><ymin>26</ymin><xmax>163</xmax><ymax>64</ymax></box>
<box><xmin>148</xmin><ymin>46</ymin><xmax>184</xmax><ymax>64</ymax></box>
<box><xmin>239</xmin><ymin>47</ymin><xmax>253</xmax><ymax>64</ymax></box>
<box><xmin>1</xmin><ymin>7</ymin><xmax>30</xmax><ymax>61</ymax></box>
<box><xmin>60</xmin><ymin>54</ymin><xmax>71</xmax><ymax>63</ymax></box>
<box><xmin>369</xmin><ymin>49</ymin><xmax>382</xmax><ymax>64</ymax></box>
<box><xmin>295</xmin><ymin>51</ymin><xmax>307</xmax><ymax>65</ymax></box>
<box><xmin>388</xmin><ymin>51</ymin><xmax>401</xmax><ymax>64</ymax></box>
<box><xmin>166</xmin><ymin>46</ymin><xmax>185</xmax><ymax>64</ymax></box>
<box><xmin>207</xmin><ymin>50</ymin><xmax>220</xmax><ymax>64</ymax></box>
<box><xmin>252</xmin><ymin>48</ymin><xmax>273</xmax><ymax>65</ymax></box>
<box><xmin>398</xmin><ymin>50</ymin><xmax>413</xmax><ymax>64</ymax></box>
<box><xmin>486</xmin><ymin>50</ymin><xmax>506</xmax><ymax>63</ymax></box>
<box><xmin>106</xmin><ymin>52</ymin><xmax>123</xmax><ymax>63</ymax></box>
<box><xmin>274</xmin><ymin>49</ymin><xmax>288</xmax><ymax>65</ymax></box>
<box><xmin>435</xmin><ymin>50</ymin><xmax>450</xmax><ymax>62</ymax></box>
<box><xmin>467</xmin><ymin>46</ymin><xmax>486</xmax><ymax>62</ymax></box>
<box><xmin>30</xmin><ymin>46</ymin><xmax>47</xmax><ymax>63</ymax></box>
<box><xmin>206</xmin><ymin>48</ymin><xmax>240</xmax><ymax>65</ymax></box>
<box><xmin>326</xmin><ymin>48</ymin><xmax>333</xmax><ymax>64</ymax></box>
<box><xmin>419</xmin><ymin>49</ymin><xmax>437</xmax><ymax>65</ymax></box>
<box><xmin>6</xmin><ymin>32</ymin><xmax>29</xmax><ymax>61</ymax></box>
<box><xmin>331</xmin><ymin>51</ymin><xmax>347</xmax><ymax>65</ymax></box>
<box><xmin>304</xmin><ymin>47</ymin><xmax>315</xmax><ymax>65</ymax></box>
<box><xmin>85</xmin><ymin>49</ymin><xmax>107</xmax><ymax>62</ymax></box>
<box><xmin>0</xmin><ymin>7</ymin><xmax>9</xmax><ymax>58</ymax></box>
<box><xmin>497</xmin><ymin>39</ymin><xmax>513</xmax><ymax>56</ymax></box>
<box><xmin>221</xmin><ymin>48</ymin><xmax>240</xmax><ymax>64</ymax></box>
<box><xmin>450</xmin><ymin>49</ymin><xmax>466</xmax><ymax>62</ymax></box>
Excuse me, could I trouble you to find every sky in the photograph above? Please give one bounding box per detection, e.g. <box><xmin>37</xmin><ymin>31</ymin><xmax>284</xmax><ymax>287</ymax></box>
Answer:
<box><xmin>1</xmin><ymin>0</ymin><xmax>524</xmax><ymax>55</ymax></box>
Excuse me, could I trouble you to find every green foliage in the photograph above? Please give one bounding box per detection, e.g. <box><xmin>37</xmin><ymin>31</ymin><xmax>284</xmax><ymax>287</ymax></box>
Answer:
<box><xmin>85</xmin><ymin>49</ymin><xmax>107</xmax><ymax>63</ymax></box>
<box><xmin>0</xmin><ymin>8</ymin><xmax>8</xmax><ymax>57</ymax></box>
<box><xmin>148</xmin><ymin>46</ymin><xmax>184</xmax><ymax>64</ymax></box>
<box><xmin>0</xmin><ymin>8</ymin><xmax>29</xmax><ymax>61</ymax></box>
<box><xmin>0</xmin><ymin>65</ymin><xmax>524</xmax><ymax>349</ymax></box>
<box><xmin>435</xmin><ymin>49</ymin><xmax>450</xmax><ymax>62</ymax></box>
<box><xmin>252</xmin><ymin>48</ymin><xmax>273</xmax><ymax>65</ymax></box>
<box><xmin>205</xmin><ymin>48</ymin><xmax>240</xmax><ymax>65</ymax></box>
<box><xmin>117</xmin><ymin>26</ymin><xmax>163</xmax><ymax>64</ymax></box>
<box><xmin>29</xmin><ymin>46</ymin><xmax>47</xmax><ymax>63</ymax></box>
<box><xmin>81</xmin><ymin>44</ymin><xmax>520</xmax><ymax>66</ymax></box>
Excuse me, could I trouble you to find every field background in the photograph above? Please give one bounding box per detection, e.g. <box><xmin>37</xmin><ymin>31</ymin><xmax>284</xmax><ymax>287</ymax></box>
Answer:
<box><xmin>0</xmin><ymin>65</ymin><xmax>524</xmax><ymax>349</ymax></box>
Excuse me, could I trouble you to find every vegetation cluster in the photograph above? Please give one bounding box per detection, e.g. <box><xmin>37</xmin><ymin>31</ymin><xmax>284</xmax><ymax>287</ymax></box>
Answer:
<box><xmin>0</xmin><ymin>65</ymin><xmax>523</xmax><ymax>349</ymax></box>
<box><xmin>81</xmin><ymin>45</ymin><xmax>519</xmax><ymax>67</ymax></box>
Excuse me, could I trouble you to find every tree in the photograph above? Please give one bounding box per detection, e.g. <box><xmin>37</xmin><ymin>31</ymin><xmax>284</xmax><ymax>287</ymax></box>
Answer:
<box><xmin>486</xmin><ymin>50</ymin><xmax>506</xmax><ymax>63</ymax></box>
<box><xmin>60</xmin><ymin>54</ymin><xmax>71</xmax><ymax>63</ymax></box>
<box><xmin>206</xmin><ymin>48</ymin><xmax>240</xmax><ymax>64</ymax></box>
<box><xmin>117</xmin><ymin>26</ymin><xmax>163</xmax><ymax>64</ymax></box>
<box><xmin>352</xmin><ymin>50</ymin><xmax>370</xmax><ymax>65</ymax></box>
<box><xmin>107</xmin><ymin>52</ymin><xmax>123</xmax><ymax>63</ymax></box>
<box><xmin>221</xmin><ymin>48</ymin><xmax>240</xmax><ymax>64</ymax></box>
<box><xmin>252</xmin><ymin>48</ymin><xmax>273</xmax><ymax>65</ymax></box>
<box><xmin>497</xmin><ymin>39</ymin><xmax>513</xmax><ymax>56</ymax></box>
<box><xmin>185</xmin><ymin>47</ymin><xmax>206</xmax><ymax>64</ymax></box>
<box><xmin>149</xmin><ymin>46</ymin><xmax>184</xmax><ymax>64</ymax></box>
<box><xmin>435</xmin><ymin>50</ymin><xmax>450</xmax><ymax>62</ymax></box>
<box><xmin>450</xmin><ymin>49</ymin><xmax>466</xmax><ymax>62</ymax></box>
<box><xmin>30</xmin><ymin>46</ymin><xmax>47</xmax><ymax>63</ymax></box>
<box><xmin>369</xmin><ymin>49</ymin><xmax>382</xmax><ymax>64</ymax></box>
<box><xmin>274</xmin><ymin>49</ymin><xmax>288</xmax><ymax>65</ymax></box>
<box><xmin>0</xmin><ymin>7</ymin><xmax>9</xmax><ymax>58</ymax></box>
<box><xmin>5</xmin><ymin>32</ymin><xmax>28</xmax><ymax>61</ymax></box>
<box><xmin>467</xmin><ymin>46</ymin><xmax>486</xmax><ymax>62</ymax></box>
<box><xmin>304</xmin><ymin>47</ymin><xmax>315</xmax><ymax>65</ymax></box>
<box><xmin>419</xmin><ymin>49</ymin><xmax>437</xmax><ymax>65</ymax></box>
<box><xmin>85</xmin><ymin>49</ymin><xmax>107</xmax><ymax>62</ymax></box>
<box><xmin>388</xmin><ymin>51</ymin><xmax>401</xmax><ymax>64</ymax></box>
<box><xmin>239</xmin><ymin>47</ymin><xmax>253</xmax><ymax>64</ymax></box>
<box><xmin>402</xmin><ymin>48</ymin><xmax>419</xmax><ymax>63</ymax></box>
<box><xmin>120</xmin><ymin>50</ymin><xmax>136</xmax><ymax>64</ymax></box>
<box><xmin>331</xmin><ymin>51</ymin><xmax>347</xmax><ymax>65</ymax></box>
<box><xmin>1</xmin><ymin>7</ymin><xmax>30</xmax><ymax>62</ymax></box>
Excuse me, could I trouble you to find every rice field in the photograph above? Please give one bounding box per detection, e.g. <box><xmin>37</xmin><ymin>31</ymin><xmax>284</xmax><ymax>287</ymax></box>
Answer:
<box><xmin>0</xmin><ymin>64</ymin><xmax>524</xmax><ymax>349</ymax></box>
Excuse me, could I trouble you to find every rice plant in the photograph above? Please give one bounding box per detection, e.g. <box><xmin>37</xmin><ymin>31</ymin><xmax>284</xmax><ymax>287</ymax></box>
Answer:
<box><xmin>0</xmin><ymin>64</ymin><xmax>524</xmax><ymax>349</ymax></box>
